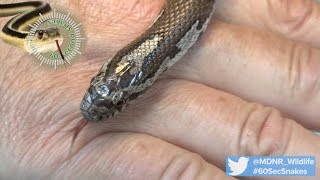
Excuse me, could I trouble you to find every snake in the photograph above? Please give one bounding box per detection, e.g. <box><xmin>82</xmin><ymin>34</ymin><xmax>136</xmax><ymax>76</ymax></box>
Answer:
<box><xmin>0</xmin><ymin>0</ymin><xmax>216</xmax><ymax>122</ymax></box>
<box><xmin>0</xmin><ymin>1</ymin><xmax>63</xmax><ymax>53</ymax></box>
<box><xmin>80</xmin><ymin>0</ymin><xmax>216</xmax><ymax>122</ymax></box>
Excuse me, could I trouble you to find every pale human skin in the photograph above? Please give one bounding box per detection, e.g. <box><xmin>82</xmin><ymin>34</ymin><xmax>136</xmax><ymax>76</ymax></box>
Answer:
<box><xmin>0</xmin><ymin>0</ymin><xmax>320</xmax><ymax>179</ymax></box>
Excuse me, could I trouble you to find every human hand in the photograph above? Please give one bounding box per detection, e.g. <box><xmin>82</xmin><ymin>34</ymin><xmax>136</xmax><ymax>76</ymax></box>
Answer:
<box><xmin>0</xmin><ymin>0</ymin><xmax>319</xmax><ymax>179</ymax></box>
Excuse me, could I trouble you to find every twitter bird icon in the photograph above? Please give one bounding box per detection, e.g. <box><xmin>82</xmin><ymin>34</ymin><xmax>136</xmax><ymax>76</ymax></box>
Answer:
<box><xmin>227</xmin><ymin>157</ymin><xmax>249</xmax><ymax>176</ymax></box>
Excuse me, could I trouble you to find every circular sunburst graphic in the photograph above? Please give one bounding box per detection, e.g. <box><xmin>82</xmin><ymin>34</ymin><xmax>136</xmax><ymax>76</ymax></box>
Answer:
<box><xmin>26</xmin><ymin>10</ymin><xmax>85</xmax><ymax>69</ymax></box>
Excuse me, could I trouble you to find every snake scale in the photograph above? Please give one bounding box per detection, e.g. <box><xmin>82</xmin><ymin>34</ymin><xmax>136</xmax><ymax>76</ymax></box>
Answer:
<box><xmin>80</xmin><ymin>0</ymin><xmax>216</xmax><ymax>122</ymax></box>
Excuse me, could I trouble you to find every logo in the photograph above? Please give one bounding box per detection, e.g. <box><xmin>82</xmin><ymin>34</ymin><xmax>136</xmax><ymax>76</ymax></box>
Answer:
<box><xmin>226</xmin><ymin>156</ymin><xmax>316</xmax><ymax>176</ymax></box>
<box><xmin>227</xmin><ymin>156</ymin><xmax>249</xmax><ymax>176</ymax></box>
<box><xmin>26</xmin><ymin>10</ymin><xmax>85</xmax><ymax>69</ymax></box>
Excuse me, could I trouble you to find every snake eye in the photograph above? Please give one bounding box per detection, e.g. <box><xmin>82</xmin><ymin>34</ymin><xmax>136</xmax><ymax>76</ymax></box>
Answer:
<box><xmin>38</xmin><ymin>30</ymin><xmax>44</xmax><ymax>39</ymax></box>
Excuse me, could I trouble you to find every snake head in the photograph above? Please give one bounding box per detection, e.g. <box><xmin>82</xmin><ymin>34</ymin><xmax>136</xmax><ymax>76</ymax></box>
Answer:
<box><xmin>35</xmin><ymin>27</ymin><xmax>62</xmax><ymax>40</ymax></box>
<box><xmin>33</xmin><ymin>27</ymin><xmax>63</xmax><ymax>53</ymax></box>
<box><xmin>80</xmin><ymin>74</ymin><xmax>127</xmax><ymax>122</ymax></box>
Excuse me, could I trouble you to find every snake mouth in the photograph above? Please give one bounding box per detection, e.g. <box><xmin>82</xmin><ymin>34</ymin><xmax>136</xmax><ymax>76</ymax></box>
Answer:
<box><xmin>80</xmin><ymin>100</ymin><xmax>120</xmax><ymax>122</ymax></box>
<box><xmin>80</xmin><ymin>105</ymin><xmax>103</xmax><ymax>122</ymax></box>
<box><xmin>24</xmin><ymin>35</ymin><xmax>64</xmax><ymax>53</ymax></box>
<box><xmin>80</xmin><ymin>86</ymin><xmax>119</xmax><ymax>122</ymax></box>
<box><xmin>27</xmin><ymin>27</ymin><xmax>64</xmax><ymax>53</ymax></box>
<box><xmin>80</xmin><ymin>97</ymin><xmax>126</xmax><ymax>122</ymax></box>
<box><xmin>80</xmin><ymin>88</ymin><xmax>104</xmax><ymax>122</ymax></box>
<box><xmin>34</xmin><ymin>39</ymin><xmax>64</xmax><ymax>53</ymax></box>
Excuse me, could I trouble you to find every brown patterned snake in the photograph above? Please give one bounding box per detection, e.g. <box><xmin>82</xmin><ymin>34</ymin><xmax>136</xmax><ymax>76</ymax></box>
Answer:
<box><xmin>80</xmin><ymin>0</ymin><xmax>216</xmax><ymax>122</ymax></box>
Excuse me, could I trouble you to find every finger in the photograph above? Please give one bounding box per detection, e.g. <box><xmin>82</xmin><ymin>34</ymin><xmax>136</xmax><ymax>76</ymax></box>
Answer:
<box><xmin>54</xmin><ymin>133</ymin><xmax>235</xmax><ymax>180</ymax></box>
<box><xmin>169</xmin><ymin>20</ymin><xmax>320</xmax><ymax>129</ymax></box>
<box><xmin>0</xmin><ymin>75</ymin><xmax>232</xmax><ymax>179</ymax></box>
<box><xmin>214</xmin><ymin>0</ymin><xmax>320</xmax><ymax>48</ymax></box>
<box><xmin>84</xmin><ymin>80</ymin><xmax>320</xmax><ymax>179</ymax></box>
<box><xmin>67</xmin><ymin>0</ymin><xmax>164</xmax><ymax>59</ymax></box>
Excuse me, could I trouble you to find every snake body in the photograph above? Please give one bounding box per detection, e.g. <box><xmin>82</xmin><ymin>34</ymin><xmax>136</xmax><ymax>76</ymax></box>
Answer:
<box><xmin>80</xmin><ymin>0</ymin><xmax>216</xmax><ymax>122</ymax></box>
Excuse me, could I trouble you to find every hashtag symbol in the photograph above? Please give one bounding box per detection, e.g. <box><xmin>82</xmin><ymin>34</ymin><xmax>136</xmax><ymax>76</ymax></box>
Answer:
<box><xmin>253</xmin><ymin>168</ymin><xmax>258</xmax><ymax>174</ymax></box>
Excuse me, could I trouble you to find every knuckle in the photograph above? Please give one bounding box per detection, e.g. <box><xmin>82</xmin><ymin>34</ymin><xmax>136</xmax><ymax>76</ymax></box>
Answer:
<box><xmin>105</xmin><ymin>135</ymin><xmax>164</xmax><ymax>178</ymax></box>
<box><xmin>287</xmin><ymin>43</ymin><xmax>320</xmax><ymax>101</ymax></box>
<box><xmin>267</xmin><ymin>0</ymin><xmax>313</xmax><ymax>34</ymax></box>
<box><xmin>238</xmin><ymin>103</ymin><xmax>292</xmax><ymax>156</ymax></box>
<box><xmin>287</xmin><ymin>43</ymin><xmax>307</xmax><ymax>94</ymax></box>
<box><xmin>156</xmin><ymin>82</ymin><xmax>209</xmax><ymax>123</ymax></box>
<box><xmin>161</xmin><ymin>153</ymin><xmax>205</xmax><ymax>180</ymax></box>
<box><xmin>119</xmin><ymin>136</ymin><xmax>154</xmax><ymax>160</ymax></box>
<box><xmin>122</xmin><ymin>137</ymin><xmax>209</xmax><ymax>180</ymax></box>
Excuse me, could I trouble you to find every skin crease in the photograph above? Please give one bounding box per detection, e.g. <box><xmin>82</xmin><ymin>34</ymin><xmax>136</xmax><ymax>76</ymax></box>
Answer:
<box><xmin>0</xmin><ymin>0</ymin><xmax>320</xmax><ymax>179</ymax></box>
